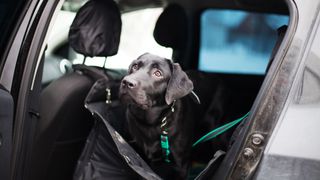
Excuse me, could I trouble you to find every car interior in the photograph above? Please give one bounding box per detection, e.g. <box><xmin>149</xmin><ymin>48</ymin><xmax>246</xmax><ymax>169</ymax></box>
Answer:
<box><xmin>24</xmin><ymin>0</ymin><xmax>290</xmax><ymax>179</ymax></box>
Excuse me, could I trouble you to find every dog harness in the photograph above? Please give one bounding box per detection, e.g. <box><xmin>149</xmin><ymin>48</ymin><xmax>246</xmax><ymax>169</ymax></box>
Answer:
<box><xmin>160</xmin><ymin>100</ymin><xmax>176</xmax><ymax>163</ymax></box>
<box><xmin>159</xmin><ymin>92</ymin><xmax>199</xmax><ymax>163</ymax></box>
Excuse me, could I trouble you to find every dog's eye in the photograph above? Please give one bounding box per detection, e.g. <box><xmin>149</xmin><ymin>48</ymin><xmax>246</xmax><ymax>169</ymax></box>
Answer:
<box><xmin>153</xmin><ymin>70</ymin><xmax>162</xmax><ymax>77</ymax></box>
<box><xmin>131</xmin><ymin>64</ymin><xmax>139</xmax><ymax>71</ymax></box>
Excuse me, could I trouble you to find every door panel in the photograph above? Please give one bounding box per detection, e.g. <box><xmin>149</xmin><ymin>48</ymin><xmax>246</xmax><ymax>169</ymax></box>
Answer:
<box><xmin>0</xmin><ymin>85</ymin><xmax>14</xmax><ymax>180</ymax></box>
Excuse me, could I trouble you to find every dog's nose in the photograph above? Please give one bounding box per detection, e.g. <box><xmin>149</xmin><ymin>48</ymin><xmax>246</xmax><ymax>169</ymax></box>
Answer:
<box><xmin>122</xmin><ymin>78</ymin><xmax>137</xmax><ymax>89</ymax></box>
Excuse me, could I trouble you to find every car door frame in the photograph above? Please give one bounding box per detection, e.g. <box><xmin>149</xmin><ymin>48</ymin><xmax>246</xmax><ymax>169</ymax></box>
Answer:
<box><xmin>0</xmin><ymin>0</ymin><xmax>40</xmax><ymax>179</ymax></box>
<box><xmin>211</xmin><ymin>0</ymin><xmax>302</xmax><ymax>179</ymax></box>
<box><xmin>0</xmin><ymin>0</ymin><xmax>64</xmax><ymax>179</ymax></box>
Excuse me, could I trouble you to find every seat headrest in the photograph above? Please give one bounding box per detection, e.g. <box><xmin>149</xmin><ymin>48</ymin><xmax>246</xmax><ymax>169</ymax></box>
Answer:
<box><xmin>69</xmin><ymin>0</ymin><xmax>121</xmax><ymax>57</ymax></box>
<box><xmin>153</xmin><ymin>4</ymin><xmax>187</xmax><ymax>49</ymax></box>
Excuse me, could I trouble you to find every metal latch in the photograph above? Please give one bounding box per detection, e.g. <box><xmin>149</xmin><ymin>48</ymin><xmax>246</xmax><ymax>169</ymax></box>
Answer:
<box><xmin>106</xmin><ymin>88</ymin><xmax>112</xmax><ymax>104</ymax></box>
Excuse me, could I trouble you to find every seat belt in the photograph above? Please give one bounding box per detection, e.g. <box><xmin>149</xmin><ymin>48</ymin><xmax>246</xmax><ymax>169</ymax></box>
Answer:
<box><xmin>192</xmin><ymin>112</ymin><xmax>250</xmax><ymax>147</ymax></box>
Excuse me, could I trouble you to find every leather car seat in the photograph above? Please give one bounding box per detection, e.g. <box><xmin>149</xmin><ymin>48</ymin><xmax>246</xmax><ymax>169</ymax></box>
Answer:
<box><xmin>27</xmin><ymin>0</ymin><xmax>122</xmax><ymax>179</ymax></box>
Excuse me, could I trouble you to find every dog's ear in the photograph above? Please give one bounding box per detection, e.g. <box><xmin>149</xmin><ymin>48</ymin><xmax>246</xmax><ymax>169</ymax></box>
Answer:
<box><xmin>165</xmin><ymin>63</ymin><xmax>193</xmax><ymax>105</ymax></box>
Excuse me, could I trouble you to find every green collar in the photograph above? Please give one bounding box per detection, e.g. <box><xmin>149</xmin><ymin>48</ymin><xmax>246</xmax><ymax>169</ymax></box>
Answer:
<box><xmin>160</xmin><ymin>100</ymin><xmax>176</xmax><ymax>163</ymax></box>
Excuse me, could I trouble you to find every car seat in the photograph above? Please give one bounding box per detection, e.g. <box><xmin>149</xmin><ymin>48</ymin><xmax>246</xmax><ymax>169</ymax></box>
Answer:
<box><xmin>27</xmin><ymin>0</ymin><xmax>122</xmax><ymax>180</ymax></box>
<box><xmin>153</xmin><ymin>3</ymin><xmax>232</xmax><ymax>167</ymax></box>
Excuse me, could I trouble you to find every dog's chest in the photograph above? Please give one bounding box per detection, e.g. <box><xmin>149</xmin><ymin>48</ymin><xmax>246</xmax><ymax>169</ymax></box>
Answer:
<box><xmin>128</xmin><ymin>119</ymin><xmax>161</xmax><ymax>141</ymax></box>
<box><xmin>126</xmin><ymin>106</ymin><xmax>171</xmax><ymax>143</ymax></box>
<box><xmin>128</xmin><ymin>117</ymin><xmax>164</xmax><ymax>159</ymax></box>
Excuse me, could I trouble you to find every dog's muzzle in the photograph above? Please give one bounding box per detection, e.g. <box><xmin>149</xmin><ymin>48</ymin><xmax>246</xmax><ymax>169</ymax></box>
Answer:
<box><xmin>119</xmin><ymin>77</ymin><xmax>151</xmax><ymax>109</ymax></box>
<box><xmin>121</xmin><ymin>76</ymin><xmax>138</xmax><ymax>90</ymax></box>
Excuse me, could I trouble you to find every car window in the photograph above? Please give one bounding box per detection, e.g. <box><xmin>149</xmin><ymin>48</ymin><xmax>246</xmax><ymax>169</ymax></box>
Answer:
<box><xmin>198</xmin><ymin>9</ymin><xmax>288</xmax><ymax>75</ymax></box>
<box><xmin>72</xmin><ymin>8</ymin><xmax>173</xmax><ymax>69</ymax></box>
<box><xmin>295</xmin><ymin>28</ymin><xmax>320</xmax><ymax>104</ymax></box>
<box><xmin>0</xmin><ymin>0</ymin><xmax>26</xmax><ymax>65</ymax></box>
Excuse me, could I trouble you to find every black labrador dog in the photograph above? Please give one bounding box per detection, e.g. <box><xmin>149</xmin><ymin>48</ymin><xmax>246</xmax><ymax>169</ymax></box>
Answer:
<box><xmin>119</xmin><ymin>53</ymin><xmax>200</xmax><ymax>179</ymax></box>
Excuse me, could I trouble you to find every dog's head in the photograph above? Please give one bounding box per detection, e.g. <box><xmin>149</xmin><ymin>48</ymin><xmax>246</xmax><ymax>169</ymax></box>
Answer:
<box><xmin>119</xmin><ymin>53</ymin><xmax>193</xmax><ymax>109</ymax></box>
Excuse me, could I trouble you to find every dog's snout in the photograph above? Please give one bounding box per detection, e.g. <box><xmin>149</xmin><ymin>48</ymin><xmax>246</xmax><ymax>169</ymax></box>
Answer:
<box><xmin>122</xmin><ymin>78</ymin><xmax>137</xmax><ymax>89</ymax></box>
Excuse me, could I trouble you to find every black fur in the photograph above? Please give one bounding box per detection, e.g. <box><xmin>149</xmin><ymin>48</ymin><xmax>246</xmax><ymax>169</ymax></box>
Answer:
<box><xmin>119</xmin><ymin>53</ymin><xmax>198</xmax><ymax>179</ymax></box>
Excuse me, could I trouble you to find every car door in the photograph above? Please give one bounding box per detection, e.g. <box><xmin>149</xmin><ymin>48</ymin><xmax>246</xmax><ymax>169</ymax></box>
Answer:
<box><xmin>0</xmin><ymin>0</ymin><xmax>63</xmax><ymax>179</ymax></box>
<box><xmin>0</xmin><ymin>0</ymin><xmax>33</xmax><ymax>179</ymax></box>
<box><xmin>0</xmin><ymin>86</ymin><xmax>14</xmax><ymax>180</ymax></box>
<box><xmin>212</xmin><ymin>0</ymin><xmax>320</xmax><ymax>179</ymax></box>
<box><xmin>253</xmin><ymin>1</ymin><xmax>320</xmax><ymax>179</ymax></box>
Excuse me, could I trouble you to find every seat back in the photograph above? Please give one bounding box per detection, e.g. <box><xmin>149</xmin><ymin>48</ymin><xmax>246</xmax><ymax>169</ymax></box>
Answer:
<box><xmin>27</xmin><ymin>0</ymin><xmax>122</xmax><ymax>179</ymax></box>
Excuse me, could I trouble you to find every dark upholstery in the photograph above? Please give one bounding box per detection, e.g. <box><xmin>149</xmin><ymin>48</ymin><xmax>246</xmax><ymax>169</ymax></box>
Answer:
<box><xmin>69</xmin><ymin>0</ymin><xmax>121</xmax><ymax>57</ymax></box>
<box><xmin>153</xmin><ymin>4</ymin><xmax>188</xmax><ymax>61</ymax></box>
<box><xmin>153</xmin><ymin>4</ymin><xmax>187</xmax><ymax>49</ymax></box>
<box><xmin>28</xmin><ymin>73</ymin><xmax>94</xmax><ymax>180</ymax></box>
<box><xmin>27</xmin><ymin>0</ymin><xmax>122</xmax><ymax>179</ymax></box>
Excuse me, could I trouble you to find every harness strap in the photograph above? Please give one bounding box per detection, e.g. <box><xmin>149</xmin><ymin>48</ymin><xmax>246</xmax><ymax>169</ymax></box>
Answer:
<box><xmin>160</xmin><ymin>100</ymin><xmax>175</xmax><ymax>163</ymax></box>
<box><xmin>160</xmin><ymin>135</ymin><xmax>171</xmax><ymax>163</ymax></box>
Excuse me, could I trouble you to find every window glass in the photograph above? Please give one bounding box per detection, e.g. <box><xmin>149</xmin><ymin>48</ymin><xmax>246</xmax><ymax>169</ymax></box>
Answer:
<box><xmin>0</xmin><ymin>0</ymin><xmax>26</xmax><ymax>64</ymax></box>
<box><xmin>295</xmin><ymin>29</ymin><xmax>320</xmax><ymax>104</ymax></box>
<box><xmin>199</xmin><ymin>9</ymin><xmax>288</xmax><ymax>75</ymax></box>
